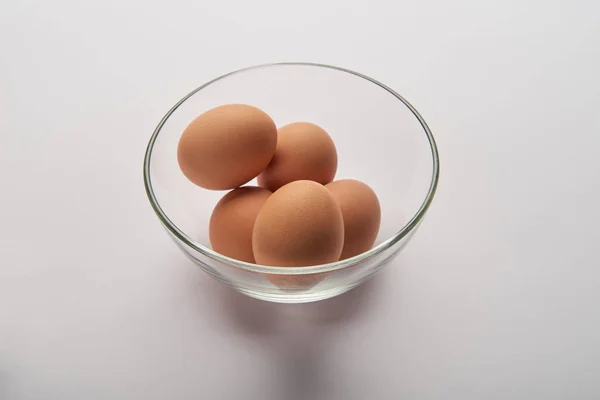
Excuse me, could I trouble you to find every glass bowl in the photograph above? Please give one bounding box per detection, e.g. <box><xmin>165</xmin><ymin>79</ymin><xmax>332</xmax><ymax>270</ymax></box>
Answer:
<box><xmin>144</xmin><ymin>62</ymin><xmax>439</xmax><ymax>303</ymax></box>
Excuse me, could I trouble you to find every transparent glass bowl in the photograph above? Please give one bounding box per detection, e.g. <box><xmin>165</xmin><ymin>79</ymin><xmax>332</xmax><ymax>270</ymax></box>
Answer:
<box><xmin>144</xmin><ymin>63</ymin><xmax>439</xmax><ymax>303</ymax></box>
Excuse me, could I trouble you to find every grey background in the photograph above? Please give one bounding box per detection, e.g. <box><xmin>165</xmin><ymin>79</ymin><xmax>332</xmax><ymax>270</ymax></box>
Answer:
<box><xmin>1</xmin><ymin>0</ymin><xmax>599</xmax><ymax>399</ymax></box>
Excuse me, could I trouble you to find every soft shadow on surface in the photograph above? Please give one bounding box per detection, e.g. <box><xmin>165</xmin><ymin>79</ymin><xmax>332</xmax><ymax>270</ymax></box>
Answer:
<box><xmin>300</xmin><ymin>277</ymin><xmax>380</xmax><ymax>325</ymax></box>
<box><xmin>0</xmin><ymin>368</ymin><xmax>10</xmax><ymax>400</ymax></box>
<box><xmin>197</xmin><ymin>271</ymin><xmax>382</xmax><ymax>336</ymax></box>
<box><xmin>268</xmin><ymin>279</ymin><xmax>382</xmax><ymax>400</ymax></box>
<box><xmin>196</xmin><ymin>276</ymin><xmax>283</xmax><ymax>337</ymax></box>
<box><xmin>270</xmin><ymin>339</ymin><xmax>331</xmax><ymax>400</ymax></box>
<box><xmin>194</xmin><ymin>271</ymin><xmax>384</xmax><ymax>400</ymax></box>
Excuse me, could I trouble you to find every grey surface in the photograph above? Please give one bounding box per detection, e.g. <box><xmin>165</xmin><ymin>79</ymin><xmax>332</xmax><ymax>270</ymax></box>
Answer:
<box><xmin>1</xmin><ymin>0</ymin><xmax>600</xmax><ymax>399</ymax></box>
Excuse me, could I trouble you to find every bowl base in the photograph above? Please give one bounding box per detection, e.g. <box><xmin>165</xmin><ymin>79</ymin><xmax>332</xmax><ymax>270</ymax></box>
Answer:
<box><xmin>234</xmin><ymin>282</ymin><xmax>363</xmax><ymax>304</ymax></box>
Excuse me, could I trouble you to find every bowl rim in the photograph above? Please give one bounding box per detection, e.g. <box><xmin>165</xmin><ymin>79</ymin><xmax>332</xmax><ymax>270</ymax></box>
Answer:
<box><xmin>143</xmin><ymin>62</ymin><xmax>440</xmax><ymax>275</ymax></box>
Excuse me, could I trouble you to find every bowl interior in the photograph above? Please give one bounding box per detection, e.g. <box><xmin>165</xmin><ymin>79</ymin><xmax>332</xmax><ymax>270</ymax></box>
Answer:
<box><xmin>147</xmin><ymin>64</ymin><xmax>436</xmax><ymax>267</ymax></box>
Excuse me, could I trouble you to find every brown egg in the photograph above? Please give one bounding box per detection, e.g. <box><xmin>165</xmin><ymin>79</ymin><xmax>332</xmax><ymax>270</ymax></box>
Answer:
<box><xmin>326</xmin><ymin>179</ymin><xmax>381</xmax><ymax>260</ymax></box>
<box><xmin>209</xmin><ymin>187</ymin><xmax>271</xmax><ymax>263</ymax></box>
<box><xmin>177</xmin><ymin>104</ymin><xmax>277</xmax><ymax>190</ymax></box>
<box><xmin>253</xmin><ymin>180</ymin><xmax>344</xmax><ymax>289</ymax></box>
<box><xmin>253</xmin><ymin>180</ymin><xmax>344</xmax><ymax>266</ymax></box>
<box><xmin>257</xmin><ymin>122</ymin><xmax>337</xmax><ymax>191</ymax></box>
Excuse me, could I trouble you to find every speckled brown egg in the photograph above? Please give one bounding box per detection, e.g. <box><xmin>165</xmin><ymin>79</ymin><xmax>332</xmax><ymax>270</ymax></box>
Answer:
<box><xmin>326</xmin><ymin>179</ymin><xmax>381</xmax><ymax>260</ymax></box>
<box><xmin>209</xmin><ymin>187</ymin><xmax>271</xmax><ymax>263</ymax></box>
<box><xmin>257</xmin><ymin>122</ymin><xmax>337</xmax><ymax>191</ymax></box>
<box><xmin>252</xmin><ymin>180</ymin><xmax>344</xmax><ymax>266</ymax></box>
<box><xmin>177</xmin><ymin>104</ymin><xmax>277</xmax><ymax>190</ymax></box>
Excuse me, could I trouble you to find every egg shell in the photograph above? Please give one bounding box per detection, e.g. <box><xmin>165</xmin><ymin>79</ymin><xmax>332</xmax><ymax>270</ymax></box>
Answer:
<box><xmin>258</xmin><ymin>122</ymin><xmax>337</xmax><ymax>191</ymax></box>
<box><xmin>252</xmin><ymin>180</ymin><xmax>344</xmax><ymax>267</ymax></box>
<box><xmin>177</xmin><ymin>104</ymin><xmax>277</xmax><ymax>190</ymax></box>
<box><xmin>326</xmin><ymin>179</ymin><xmax>381</xmax><ymax>260</ymax></box>
<box><xmin>209</xmin><ymin>187</ymin><xmax>272</xmax><ymax>263</ymax></box>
